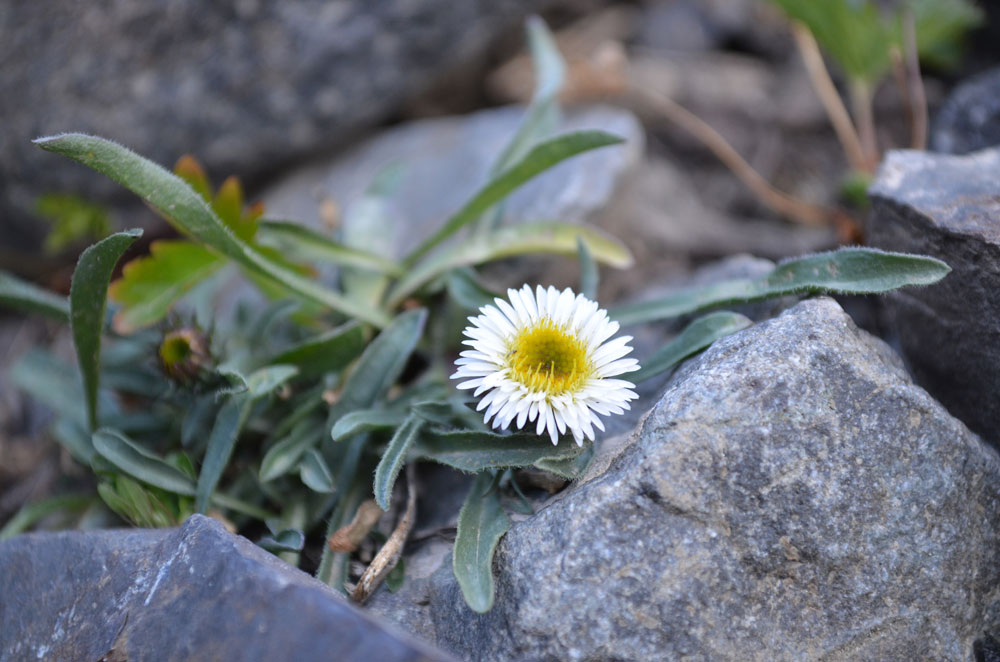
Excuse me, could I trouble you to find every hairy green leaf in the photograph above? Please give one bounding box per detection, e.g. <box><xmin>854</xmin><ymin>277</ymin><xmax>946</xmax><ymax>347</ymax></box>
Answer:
<box><xmin>92</xmin><ymin>428</ymin><xmax>196</xmax><ymax>495</ymax></box>
<box><xmin>577</xmin><ymin>235</ymin><xmax>598</xmax><ymax>300</ymax></box>
<box><xmin>454</xmin><ymin>472</ymin><xmax>511</xmax><ymax>613</ymax></box>
<box><xmin>329</xmin><ymin>308</ymin><xmax>427</xmax><ymax>417</ymax></box>
<box><xmin>71</xmin><ymin>229</ymin><xmax>142</xmax><ymax>430</ymax></box>
<box><xmin>299</xmin><ymin>448</ymin><xmax>336</xmax><ymax>493</ymax></box>
<box><xmin>0</xmin><ymin>270</ymin><xmax>69</xmax><ymax>320</ymax></box>
<box><xmin>0</xmin><ymin>494</ymin><xmax>94</xmax><ymax>540</ymax></box>
<box><xmin>631</xmin><ymin>312</ymin><xmax>753</xmax><ymax>383</ymax></box>
<box><xmin>405</xmin><ymin>130</ymin><xmax>624</xmax><ymax>264</ymax></box>
<box><xmin>373</xmin><ymin>414</ymin><xmax>424</xmax><ymax>510</ymax></box>
<box><xmin>610</xmin><ymin>247</ymin><xmax>950</xmax><ymax>326</ymax></box>
<box><xmin>109</xmin><ymin>240</ymin><xmax>224</xmax><ymax>333</ymax></box>
<box><xmin>267</xmin><ymin>322</ymin><xmax>366</xmax><ymax>379</ymax></box>
<box><xmin>388</xmin><ymin>222</ymin><xmax>632</xmax><ymax>307</ymax></box>
<box><xmin>255</xmin><ymin>220</ymin><xmax>403</xmax><ymax>275</ymax></box>
<box><xmin>33</xmin><ymin>134</ymin><xmax>389</xmax><ymax>327</ymax></box>
<box><xmin>331</xmin><ymin>408</ymin><xmax>406</xmax><ymax>442</ymax></box>
<box><xmin>195</xmin><ymin>393</ymin><xmax>250</xmax><ymax>512</ymax></box>
<box><xmin>259</xmin><ymin>420</ymin><xmax>324</xmax><ymax>482</ymax></box>
<box><xmin>446</xmin><ymin>268</ymin><xmax>501</xmax><ymax>311</ymax></box>
<box><xmin>414</xmin><ymin>429</ymin><xmax>584</xmax><ymax>473</ymax></box>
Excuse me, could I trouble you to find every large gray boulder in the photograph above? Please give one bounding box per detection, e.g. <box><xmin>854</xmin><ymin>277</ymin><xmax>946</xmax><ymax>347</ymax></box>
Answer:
<box><xmin>931</xmin><ymin>67</ymin><xmax>1000</xmax><ymax>154</ymax></box>
<box><xmin>0</xmin><ymin>0</ymin><xmax>562</xmax><ymax>254</ymax></box>
<box><xmin>371</xmin><ymin>298</ymin><xmax>1000</xmax><ymax>661</ymax></box>
<box><xmin>868</xmin><ymin>147</ymin><xmax>1000</xmax><ymax>448</ymax></box>
<box><xmin>0</xmin><ymin>514</ymin><xmax>455</xmax><ymax>662</ymax></box>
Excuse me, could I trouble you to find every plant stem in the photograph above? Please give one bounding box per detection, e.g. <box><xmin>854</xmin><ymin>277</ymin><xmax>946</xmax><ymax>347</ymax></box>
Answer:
<box><xmin>902</xmin><ymin>9</ymin><xmax>927</xmax><ymax>150</ymax></box>
<box><xmin>849</xmin><ymin>78</ymin><xmax>878</xmax><ymax>173</ymax></box>
<box><xmin>790</xmin><ymin>22</ymin><xmax>869</xmax><ymax>174</ymax></box>
<box><xmin>629</xmin><ymin>83</ymin><xmax>831</xmax><ymax>227</ymax></box>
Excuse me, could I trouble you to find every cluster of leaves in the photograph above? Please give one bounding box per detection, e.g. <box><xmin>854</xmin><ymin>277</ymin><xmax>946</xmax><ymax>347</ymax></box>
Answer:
<box><xmin>771</xmin><ymin>0</ymin><xmax>982</xmax><ymax>83</ymax></box>
<box><xmin>0</xmin><ymin>19</ymin><xmax>952</xmax><ymax>613</ymax></box>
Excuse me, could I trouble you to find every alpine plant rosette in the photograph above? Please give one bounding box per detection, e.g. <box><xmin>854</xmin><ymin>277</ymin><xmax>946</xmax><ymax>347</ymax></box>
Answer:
<box><xmin>451</xmin><ymin>284</ymin><xmax>640</xmax><ymax>446</ymax></box>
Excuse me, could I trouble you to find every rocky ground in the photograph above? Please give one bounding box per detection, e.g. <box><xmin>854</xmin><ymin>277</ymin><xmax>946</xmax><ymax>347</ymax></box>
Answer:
<box><xmin>3</xmin><ymin>1</ymin><xmax>1000</xmax><ymax>661</ymax></box>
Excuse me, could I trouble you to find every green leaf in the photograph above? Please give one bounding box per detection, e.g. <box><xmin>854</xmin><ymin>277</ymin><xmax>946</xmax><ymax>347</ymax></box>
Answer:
<box><xmin>329</xmin><ymin>308</ymin><xmax>427</xmax><ymax>417</ymax></box>
<box><xmin>446</xmin><ymin>268</ymin><xmax>501</xmax><ymax>311</ymax></box>
<box><xmin>414</xmin><ymin>429</ymin><xmax>584</xmax><ymax>473</ymax></box>
<box><xmin>195</xmin><ymin>393</ymin><xmax>251</xmax><ymax>513</ymax></box>
<box><xmin>610</xmin><ymin>247</ymin><xmax>951</xmax><ymax>327</ymax></box>
<box><xmin>97</xmin><ymin>474</ymin><xmax>179</xmax><ymax>528</ymax></box>
<box><xmin>373</xmin><ymin>415</ymin><xmax>424</xmax><ymax>510</ymax></box>
<box><xmin>454</xmin><ymin>472</ymin><xmax>511</xmax><ymax>613</ymax></box>
<box><xmin>35</xmin><ymin>193</ymin><xmax>112</xmax><ymax>255</ymax></box>
<box><xmin>770</xmin><ymin>0</ymin><xmax>894</xmax><ymax>82</ymax></box>
<box><xmin>577</xmin><ymin>236</ymin><xmax>598</xmax><ymax>300</ymax></box>
<box><xmin>33</xmin><ymin>134</ymin><xmax>390</xmax><ymax>328</ymax></box>
<box><xmin>299</xmin><ymin>448</ymin><xmax>335</xmax><ymax>493</ymax></box>
<box><xmin>405</xmin><ymin>130</ymin><xmax>624</xmax><ymax>265</ymax></box>
<box><xmin>330</xmin><ymin>408</ymin><xmax>407</xmax><ymax>442</ymax></box>
<box><xmin>266</xmin><ymin>322</ymin><xmax>367</xmax><ymax>379</ymax></box>
<box><xmin>51</xmin><ymin>418</ymin><xmax>97</xmax><ymax>464</ymax></box>
<box><xmin>0</xmin><ymin>494</ymin><xmax>94</xmax><ymax>540</ymax></box>
<box><xmin>257</xmin><ymin>528</ymin><xmax>306</xmax><ymax>553</ymax></box>
<box><xmin>489</xmin><ymin>16</ymin><xmax>566</xmax><ymax>176</ymax></box>
<box><xmin>259</xmin><ymin>421</ymin><xmax>323</xmax><ymax>482</ymax></box>
<box><xmin>0</xmin><ymin>270</ymin><xmax>69</xmax><ymax>321</ymax></box>
<box><xmin>910</xmin><ymin>0</ymin><xmax>983</xmax><ymax>70</ymax></box>
<box><xmin>245</xmin><ymin>364</ymin><xmax>300</xmax><ymax>398</ymax></box>
<box><xmin>388</xmin><ymin>222</ymin><xmax>632</xmax><ymax>308</ymax></box>
<box><xmin>70</xmin><ymin>229</ymin><xmax>143</xmax><ymax>430</ymax></box>
<box><xmin>535</xmin><ymin>443</ymin><xmax>596</xmax><ymax>480</ymax></box>
<box><xmin>255</xmin><ymin>220</ymin><xmax>403</xmax><ymax>276</ymax></box>
<box><xmin>631</xmin><ymin>312</ymin><xmax>753</xmax><ymax>383</ymax></box>
<box><xmin>108</xmin><ymin>240</ymin><xmax>224</xmax><ymax>333</ymax></box>
<box><xmin>92</xmin><ymin>428</ymin><xmax>196</xmax><ymax>495</ymax></box>
<box><xmin>8</xmin><ymin>350</ymin><xmax>104</xmax><ymax>428</ymax></box>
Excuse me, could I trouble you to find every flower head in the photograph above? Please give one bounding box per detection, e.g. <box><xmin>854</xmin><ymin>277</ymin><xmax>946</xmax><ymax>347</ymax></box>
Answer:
<box><xmin>451</xmin><ymin>284</ymin><xmax>639</xmax><ymax>446</ymax></box>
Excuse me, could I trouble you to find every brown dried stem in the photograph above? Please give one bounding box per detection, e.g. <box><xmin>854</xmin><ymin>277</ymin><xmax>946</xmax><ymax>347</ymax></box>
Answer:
<box><xmin>628</xmin><ymin>83</ymin><xmax>831</xmax><ymax>227</ymax></box>
<box><xmin>350</xmin><ymin>464</ymin><xmax>417</xmax><ymax>603</ymax></box>
<box><xmin>790</xmin><ymin>22</ymin><xmax>870</xmax><ymax>173</ymax></box>
<box><xmin>902</xmin><ymin>9</ymin><xmax>927</xmax><ymax>150</ymax></box>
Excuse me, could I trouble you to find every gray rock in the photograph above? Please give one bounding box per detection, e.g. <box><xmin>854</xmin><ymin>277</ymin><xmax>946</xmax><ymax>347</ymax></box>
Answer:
<box><xmin>867</xmin><ymin>147</ymin><xmax>1000</xmax><ymax>447</ymax></box>
<box><xmin>262</xmin><ymin>104</ymin><xmax>643</xmax><ymax>257</ymax></box>
<box><xmin>371</xmin><ymin>298</ymin><xmax>1000</xmax><ymax>661</ymax></box>
<box><xmin>931</xmin><ymin>67</ymin><xmax>1000</xmax><ymax>154</ymax></box>
<box><xmin>0</xmin><ymin>0</ymin><xmax>563</xmax><ymax>254</ymax></box>
<box><xmin>0</xmin><ymin>514</ymin><xmax>454</xmax><ymax>662</ymax></box>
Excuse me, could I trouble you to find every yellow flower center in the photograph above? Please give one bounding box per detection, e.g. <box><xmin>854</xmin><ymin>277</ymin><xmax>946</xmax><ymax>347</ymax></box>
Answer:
<box><xmin>507</xmin><ymin>319</ymin><xmax>591</xmax><ymax>396</ymax></box>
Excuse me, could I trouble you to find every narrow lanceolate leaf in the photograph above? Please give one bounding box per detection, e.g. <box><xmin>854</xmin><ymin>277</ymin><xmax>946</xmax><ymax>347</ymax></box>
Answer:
<box><xmin>446</xmin><ymin>268</ymin><xmax>501</xmax><ymax>311</ymax></box>
<box><xmin>329</xmin><ymin>308</ymin><xmax>428</xmax><ymax>418</ymax></box>
<box><xmin>489</xmin><ymin>16</ymin><xmax>566</xmax><ymax>175</ymax></box>
<box><xmin>299</xmin><ymin>448</ymin><xmax>335</xmax><ymax>493</ymax></box>
<box><xmin>33</xmin><ymin>134</ymin><xmax>389</xmax><ymax>327</ymax></box>
<box><xmin>71</xmin><ymin>229</ymin><xmax>143</xmax><ymax>430</ymax></box>
<box><xmin>0</xmin><ymin>494</ymin><xmax>94</xmax><ymax>540</ymax></box>
<box><xmin>109</xmin><ymin>240</ymin><xmax>224</xmax><ymax>333</ymax></box>
<box><xmin>195</xmin><ymin>393</ymin><xmax>250</xmax><ymax>513</ymax></box>
<box><xmin>197</xmin><ymin>365</ymin><xmax>299</xmax><ymax>512</ymax></box>
<box><xmin>267</xmin><ymin>322</ymin><xmax>367</xmax><ymax>379</ymax></box>
<box><xmin>454</xmin><ymin>472</ymin><xmax>511</xmax><ymax>613</ymax></box>
<box><xmin>256</xmin><ymin>221</ymin><xmax>403</xmax><ymax>276</ymax></box>
<box><xmin>631</xmin><ymin>312</ymin><xmax>753</xmax><ymax>383</ymax></box>
<box><xmin>92</xmin><ymin>428</ymin><xmax>196</xmax><ymax>496</ymax></box>
<box><xmin>0</xmin><ymin>270</ymin><xmax>69</xmax><ymax>320</ymax></box>
<box><xmin>414</xmin><ymin>429</ymin><xmax>585</xmax><ymax>473</ymax></box>
<box><xmin>373</xmin><ymin>415</ymin><xmax>424</xmax><ymax>510</ymax></box>
<box><xmin>577</xmin><ymin>236</ymin><xmax>598</xmax><ymax>300</ymax></box>
<box><xmin>330</xmin><ymin>408</ymin><xmax>406</xmax><ymax>442</ymax></box>
<box><xmin>405</xmin><ymin>130</ymin><xmax>624</xmax><ymax>265</ymax></box>
<box><xmin>388</xmin><ymin>223</ymin><xmax>632</xmax><ymax>307</ymax></box>
<box><xmin>610</xmin><ymin>248</ymin><xmax>951</xmax><ymax>327</ymax></box>
<box><xmin>259</xmin><ymin>421</ymin><xmax>323</xmax><ymax>482</ymax></box>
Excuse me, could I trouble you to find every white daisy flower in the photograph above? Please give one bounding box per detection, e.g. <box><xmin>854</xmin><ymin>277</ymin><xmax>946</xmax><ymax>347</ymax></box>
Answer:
<box><xmin>451</xmin><ymin>284</ymin><xmax>640</xmax><ymax>446</ymax></box>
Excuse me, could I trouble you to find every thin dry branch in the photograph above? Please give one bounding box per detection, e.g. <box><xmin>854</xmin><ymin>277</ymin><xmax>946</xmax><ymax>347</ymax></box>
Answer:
<box><xmin>628</xmin><ymin>82</ymin><xmax>831</xmax><ymax>228</ymax></box>
<box><xmin>790</xmin><ymin>22</ymin><xmax>870</xmax><ymax>173</ymax></box>
<box><xmin>350</xmin><ymin>465</ymin><xmax>417</xmax><ymax>603</ymax></box>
